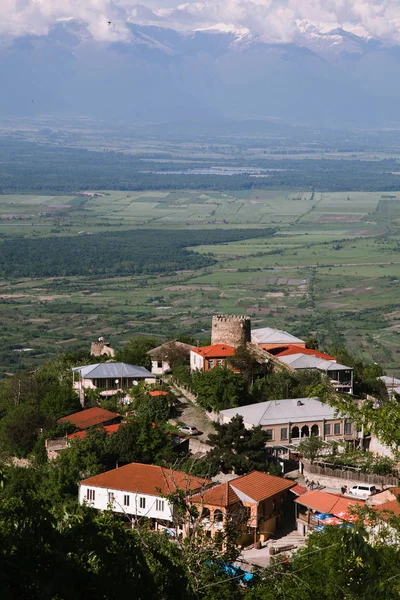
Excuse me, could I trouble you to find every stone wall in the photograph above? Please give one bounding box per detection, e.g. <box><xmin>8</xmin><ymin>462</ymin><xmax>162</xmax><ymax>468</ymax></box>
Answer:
<box><xmin>91</xmin><ymin>341</ymin><xmax>115</xmax><ymax>357</ymax></box>
<box><xmin>211</xmin><ymin>315</ymin><xmax>251</xmax><ymax>347</ymax></box>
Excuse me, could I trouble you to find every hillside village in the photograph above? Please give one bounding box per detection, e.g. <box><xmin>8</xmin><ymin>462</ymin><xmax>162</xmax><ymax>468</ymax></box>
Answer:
<box><xmin>26</xmin><ymin>313</ymin><xmax>400</xmax><ymax>568</ymax></box>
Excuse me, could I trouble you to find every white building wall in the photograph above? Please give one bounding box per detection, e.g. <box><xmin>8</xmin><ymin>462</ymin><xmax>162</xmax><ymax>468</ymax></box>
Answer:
<box><xmin>151</xmin><ymin>360</ymin><xmax>170</xmax><ymax>376</ymax></box>
<box><xmin>190</xmin><ymin>351</ymin><xmax>204</xmax><ymax>372</ymax></box>
<box><xmin>79</xmin><ymin>484</ymin><xmax>174</xmax><ymax>521</ymax></box>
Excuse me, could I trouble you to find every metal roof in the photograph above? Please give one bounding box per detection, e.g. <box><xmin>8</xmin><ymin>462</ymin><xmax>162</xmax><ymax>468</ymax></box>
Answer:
<box><xmin>220</xmin><ymin>397</ymin><xmax>342</xmax><ymax>426</ymax></box>
<box><xmin>251</xmin><ymin>327</ymin><xmax>304</xmax><ymax>345</ymax></box>
<box><xmin>379</xmin><ymin>375</ymin><xmax>400</xmax><ymax>387</ymax></box>
<box><xmin>278</xmin><ymin>354</ymin><xmax>351</xmax><ymax>372</ymax></box>
<box><xmin>72</xmin><ymin>362</ymin><xmax>155</xmax><ymax>379</ymax></box>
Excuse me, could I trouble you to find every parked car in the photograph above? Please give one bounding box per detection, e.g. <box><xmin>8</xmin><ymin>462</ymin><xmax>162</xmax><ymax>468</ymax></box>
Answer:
<box><xmin>178</xmin><ymin>425</ymin><xmax>199</xmax><ymax>436</ymax></box>
<box><xmin>348</xmin><ymin>484</ymin><xmax>377</xmax><ymax>499</ymax></box>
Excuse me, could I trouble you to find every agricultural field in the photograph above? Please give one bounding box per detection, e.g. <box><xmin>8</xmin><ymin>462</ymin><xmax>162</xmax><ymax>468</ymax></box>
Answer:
<box><xmin>0</xmin><ymin>189</ymin><xmax>399</xmax><ymax>377</ymax></box>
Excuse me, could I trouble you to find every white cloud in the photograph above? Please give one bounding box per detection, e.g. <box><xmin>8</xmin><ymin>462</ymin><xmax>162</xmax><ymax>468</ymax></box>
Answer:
<box><xmin>1</xmin><ymin>0</ymin><xmax>400</xmax><ymax>45</ymax></box>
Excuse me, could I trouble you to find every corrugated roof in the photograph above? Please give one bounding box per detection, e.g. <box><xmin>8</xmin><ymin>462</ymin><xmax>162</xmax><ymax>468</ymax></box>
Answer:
<box><xmin>192</xmin><ymin>344</ymin><xmax>236</xmax><ymax>358</ymax></box>
<box><xmin>191</xmin><ymin>482</ymin><xmax>240</xmax><ymax>508</ymax></box>
<box><xmin>80</xmin><ymin>462</ymin><xmax>207</xmax><ymax>496</ymax></box>
<box><xmin>72</xmin><ymin>363</ymin><xmax>155</xmax><ymax>379</ymax></box>
<box><xmin>278</xmin><ymin>354</ymin><xmax>351</xmax><ymax>372</ymax></box>
<box><xmin>275</xmin><ymin>345</ymin><xmax>335</xmax><ymax>361</ymax></box>
<box><xmin>220</xmin><ymin>397</ymin><xmax>340</xmax><ymax>426</ymax></box>
<box><xmin>295</xmin><ymin>490</ymin><xmax>364</xmax><ymax>517</ymax></box>
<box><xmin>252</xmin><ymin>327</ymin><xmax>304</xmax><ymax>345</ymax></box>
<box><xmin>59</xmin><ymin>407</ymin><xmax>121</xmax><ymax>429</ymax></box>
<box><xmin>230</xmin><ymin>471</ymin><xmax>294</xmax><ymax>502</ymax></box>
<box><xmin>374</xmin><ymin>499</ymin><xmax>400</xmax><ymax>518</ymax></box>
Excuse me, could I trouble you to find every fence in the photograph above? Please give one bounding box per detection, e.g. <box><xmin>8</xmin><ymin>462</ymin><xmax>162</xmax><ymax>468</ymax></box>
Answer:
<box><xmin>303</xmin><ymin>460</ymin><xmax>399</xmax><ymax>487</ymax></box>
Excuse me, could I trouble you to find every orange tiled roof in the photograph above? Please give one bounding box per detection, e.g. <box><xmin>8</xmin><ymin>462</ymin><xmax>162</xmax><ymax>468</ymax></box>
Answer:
<box><xmin>191</xmin><ymin>482</ymin><xmax>240</xmax><ymax>508</ymax></box>
<box><xmin>58</xmin><ymin>407</ymin><xmax>121</xmax><ymax>430</ymax></box>
<box><xmin>295</xmin><ymin>490</ymin><xmax>364</xmax><ymax>517</ymax></box>
<box><xmin>273</xmin><ymin>345</ymin><xmax>335</xmax><ymax>360</ymax></box>
<box><xmin>68</xmin><ymin>423</ymin><xmax>121</xmax><ymax>440</ymax></box>
<box><xmin>192</xmin><ymin>344</ymin><xmax>236</xmax><ymax>359</ymax></box>
<box><xmin>290</xmin><ymin>484</ymin><xmax>307</xmax><ymax>496</ymax></box>
<box><xmin>80</xmin><ymin>462</ymin><xmax>207</xmax><ymax>496</ymax></box>
<box><xmin>374</xmin><ymin>499</ymin><xmax>400</xmax><ymax>518</ymax></box>
<box><xmin>230</xmin><ymin>471</ymin><xmax>295</xmax><ymax>502</ymax></box>
<box><xmin>149</xmin><ymin>390</ymin><xmax>168</xmax><ymax>397</ymax></box>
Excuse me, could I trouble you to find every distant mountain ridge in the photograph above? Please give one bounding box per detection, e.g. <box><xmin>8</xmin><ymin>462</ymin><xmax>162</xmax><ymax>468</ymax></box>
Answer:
<box><xmin>1</xmin><ymin>20</ymin><xmax>400</xmax><ymax>127</ymax></box>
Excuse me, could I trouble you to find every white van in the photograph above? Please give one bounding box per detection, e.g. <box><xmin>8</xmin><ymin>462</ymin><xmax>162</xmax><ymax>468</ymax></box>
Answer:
<box><xmin>348</xmin><ymin>484</ymin><xmax>377</xmax><ymax>499</ymax></box>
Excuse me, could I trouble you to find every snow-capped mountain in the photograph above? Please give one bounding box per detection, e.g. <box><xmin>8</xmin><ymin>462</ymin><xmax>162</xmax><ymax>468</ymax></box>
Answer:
<box><xmin>1</xmin><ymin>19</ymin><xmax>400</xmax><ymax>127</ymax></box>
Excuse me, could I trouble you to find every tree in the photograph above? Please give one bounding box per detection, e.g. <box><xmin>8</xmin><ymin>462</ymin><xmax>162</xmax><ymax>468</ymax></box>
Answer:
<box><xmin>230</xmin><ymin>344</ymin><xmax>262</xmax><ymax>385</ymax></box>
<box><xmin>206</xmin><ymin>415</ymin><xmax>270</xmax><ymax>475</ymax></box>
<box><xmin>298</xmin><ymin>435</ymin><xmax>326</xmax><ymax>464</ymax></box>
<box><xmin>116</xmin><ymin>337</ymin><xmax>157</xmax><ymax>370</ymax></box>
<box><xmin>305</xmin><ymin>336</ymin><xmax>319</xmax><ymax>350</ymax></box>
<box><xmin>191</xmin><ymin>368</ymin><xmax>248</xmax><ymax>411</ymax></box>
<box><xmin>136</xmin><ymin>393</ymin><xmax>170</xmax><ymax>423</ymax></box>
<box><xmin>107</xmin><ymin>418</ymin><xmax>174</xmax><ymax>466</ymax></box>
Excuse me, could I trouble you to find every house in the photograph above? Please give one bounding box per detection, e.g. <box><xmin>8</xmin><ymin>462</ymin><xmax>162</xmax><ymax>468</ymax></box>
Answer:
<box><xmin>72</xmin><ymin>362</ymin><xmax>155</xmax><ymax>405</ymax></box>
<box><xmin>294</xmin><ymin>490</ymin><xmax>365</xmax><ymax>536</ymax></box>
<box><xmin>58</xmin><ymin>407</ymin><xmax>122</xmax><ymax>430</ymax></box>
<box><xmin>251</xmin><ymin>327</ymin><xmax>305</xmax><ymax>351</ymax></box>
<box><xmin>79</xmin><ymin>462</ymin><xmax>207</xmax><ymax>531</ymax></box>
<box><xmin>276</xmin><ymin>353</ymin><xmax>354</xmax><ymax>395</ymax></box>
<box><xmin>67</xmin><ymin>423</ymin><xmax>122</xmax><ymax>441</ymax></box>
<box><xmin>147</xmin><ymin>341</ymin><xmax>195</xmax><ymax>376</ymax></box>
<box><xmin>190</xmin><ymin>344</ymin><xmax>236</xmax><ymax>372</ymax></box>
<box><xmin>189</xmin><ymin>471</ymin><xmax>295</xmax><ymax>545</ymax></box>
<box><xmin>378</xmin><ymin>375</ymin><xmax>400</xmax><ymax>397</ymax></box>
<box><xmin>219</xmin><ymin>397</ymin><xmax>357</xmax><ymax>445</ymax></box>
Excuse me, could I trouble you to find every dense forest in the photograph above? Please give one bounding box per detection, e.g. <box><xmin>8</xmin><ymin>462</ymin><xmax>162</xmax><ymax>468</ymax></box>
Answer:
<box><xmin>1</xmin><ymin>138</ymin><xmax>400</xmax><ymax>192</ymax></box>
<box><xmin>0</xmin><ymin>228</ymin><xmax>273</xmax><ymax>278</ymax></box>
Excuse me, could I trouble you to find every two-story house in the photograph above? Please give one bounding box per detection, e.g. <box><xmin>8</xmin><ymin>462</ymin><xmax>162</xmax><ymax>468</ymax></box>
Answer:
<box><xmin>79</xmin><ymin>462</ymin><xmax>207</xmax><ymax>532</ymax></box>
<box><xmin>220</xmin><ymin>397</ymin><xmax>357</xmax><ymax>445</ymax></box>
<box><xmin>189</xmin><ymin>471</ymin><xmax>294</xmax><ymax>545</ymax></box>
<box><xmin>190</xmin><ymin>344</ymin><xmax>236</xmax><ymax>372</ymax></box>
<box><xmin>72</xmin><ymin>362</ymin><xmax>155</xmax><ymax>406</ymax></box>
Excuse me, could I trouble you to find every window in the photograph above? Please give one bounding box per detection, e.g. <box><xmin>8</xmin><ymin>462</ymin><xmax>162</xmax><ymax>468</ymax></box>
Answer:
<box><xmin>324</xmin><ymin>423</ymin><xmax>331</xmax><ymax>435</ymax></box>
<box><xmin>157</xmin><ymin>360</ymin><xmax>162</xmax><ymax>369</ymax></box>
<box><xmin>334</xmin><ymin>423</ymin><xmax>341</xmax><ymax>435</ymax></box>
<box><xmin>156</xmin><ymin>499</ymin><xmax>165</xmax><ymax>512</ymax></box>
<box><xmin>265</xmin><ymin>429</ymin><xmax>273</xmax><ymax>440</ymax></box>
<box><xmin>208</xmin><ymin>359</ymin><xmax>214</xmax><ymax>369</ymax></box>
<box><xmin>124</xmin><ymin>495</ymin><xmax>130</xmax><ymax>507</ymax></box>
<box><xmin>139</xmin><ymin>497</ymin><xmax>146</xmax><ymax>509</ymax></box>
<box><xmin>280</xmin><ymin>428</ymin><xmax>288</xmax><ymax>440</ymax></box>
<box><xmin>86</xmin><ymin>488</ymin><xmax>95</xmax><ymax>502</ymax></box>
<box><xmin>344</xmin><ymin>421</ymin><xmax>352</xmax><ymax>435</ymax></box>
<box><xmin>216</xmin><ymin>359</ymin><xmax>223</xmax><ymax>366</ymax></box>
<box><xmin>108</xmin><ymin>492</ymin><xmax>115</xmax><ymax>504</ymax></box>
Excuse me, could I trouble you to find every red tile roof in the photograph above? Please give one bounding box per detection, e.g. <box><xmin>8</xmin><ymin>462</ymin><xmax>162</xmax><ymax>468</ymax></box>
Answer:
<box><xmin>68</xmin><ymin>423</ymin><xmax>121</xmax><ymax>441</ymax></box>
<box><xmin>295</xmin><ymin>490</ymin><xmax>364</xmax><ymax>518</ymax></box>
<box><xmin>80</xmin><ymin>462</ymin><xmax>208</xmax><ymax>496</ymax></box>
<box><xmin>290</xmin><ymin>484</ymin><xmax>307</xmax><ymax>496</ymax></box>
<box><xmin>274</xmin><ymin>345</ymin><xmax>335</xmax><ymax>361</ymax></box>
<box><xmin>191</xmin><ymin>482</ymin><xmax>240</xmax><ymax>508</ymax></box>
<box><xmin>230</xmin><ymin>471</ymin><xmax>295</xmax><ymax>502</ymax></box>
<box><xmin>192</xmin><ymin>344</ymin><xmax>236</xmax><ymax>358</ymax></box>
<box><xmin>374</xmin><ymin>499</ymin><xmax>400</xmax><ymax>518</ymax></box>
<box><xmin>149</xmin><ymin>390</ymin><xmax>168</xmax><ymax>397</ymax></box>
<box><xmin>58</xmin><ymin>407</ymin><xmax>121</xmax><ymax>430</ymax></box>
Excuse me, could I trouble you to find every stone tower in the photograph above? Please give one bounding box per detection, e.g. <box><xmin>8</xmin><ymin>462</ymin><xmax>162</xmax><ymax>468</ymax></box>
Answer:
<box><xmin>90</xmin><ymin>340</ymin><xmax>115</xmax><ymax>358</ymax></box>
<box><xmin>211</xmin><ymin>315</ymin><xmax>251</xmax><ymax>348</ymax></box>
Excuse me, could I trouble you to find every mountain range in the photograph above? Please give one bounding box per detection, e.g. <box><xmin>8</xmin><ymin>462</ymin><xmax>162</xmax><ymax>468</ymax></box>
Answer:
<box><xmin>1</xmin><ymin>19</ymin><xmax>400</xmax><ymax>128</ymax></box>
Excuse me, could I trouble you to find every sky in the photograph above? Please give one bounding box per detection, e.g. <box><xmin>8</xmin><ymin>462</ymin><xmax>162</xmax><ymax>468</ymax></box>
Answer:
<box><xmin>2</xmin><ymin>0</ymin><xmax>400</xmax><ymax>44</ymax></box>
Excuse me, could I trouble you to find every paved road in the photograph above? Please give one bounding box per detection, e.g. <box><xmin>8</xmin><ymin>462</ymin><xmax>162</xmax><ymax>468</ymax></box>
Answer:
<box><xmin>170</xmin><ymin>384</ymin><xmax>215</xmax><ymax>454</ymax></box>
